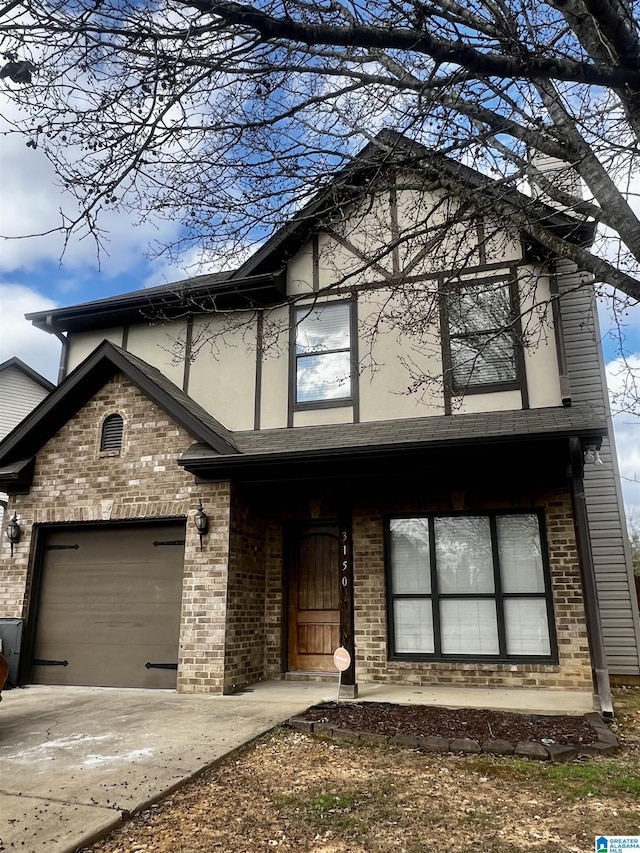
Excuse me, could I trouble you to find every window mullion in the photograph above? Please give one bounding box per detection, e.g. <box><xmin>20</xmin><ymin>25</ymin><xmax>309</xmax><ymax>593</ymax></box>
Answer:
<box><xmin>429</xmin><ymin>516</ymin><xmax>441</xmax><ymax>658</ymax></box>
<box><xmin>490</xmin><ymin>515</ymin><xmax>507</xmax><ymax>658</ymax></box>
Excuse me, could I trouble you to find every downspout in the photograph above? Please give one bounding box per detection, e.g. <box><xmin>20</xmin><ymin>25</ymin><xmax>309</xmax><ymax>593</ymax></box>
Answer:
<box><xmin>569</xmin><ymin>436</ymin><xmax>614</xmax><ymax>717</ymax></box>
<box><xmin>549</xmin><ymin>260</ymin><xmax>572</xmax><ymax>407</ymax></box>
<box><xmin>44</xmin><ymin>316</ymin><xmax>68</xmax><ymax>384</ymax></box>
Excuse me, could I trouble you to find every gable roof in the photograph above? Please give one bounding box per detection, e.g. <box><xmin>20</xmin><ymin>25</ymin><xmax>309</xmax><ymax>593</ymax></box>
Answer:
<box><xmin>0</xmin><ymin>341</ymin><xmax>238</xmax><ymax>477</ymax></box>
<box><xmin>0</xmin><ymin>357</ymin><xmax>55</xmax><ymax>393</ymax></box>
<box><xmin>233</xmin><ymin>128</ymin><xmax>595</xmax><ymax>280</ymax></box>
<box><xmin>25</xmin><ymin>130</ymin><xmax>595</xmax><ymax>337</ymax></box>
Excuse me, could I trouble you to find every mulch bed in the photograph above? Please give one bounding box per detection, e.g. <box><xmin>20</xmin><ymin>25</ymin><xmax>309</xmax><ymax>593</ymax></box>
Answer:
<box><xmin>299</xmin><ymin>701</ymin><xmax>598</xmax><ymax>746</ymax></box>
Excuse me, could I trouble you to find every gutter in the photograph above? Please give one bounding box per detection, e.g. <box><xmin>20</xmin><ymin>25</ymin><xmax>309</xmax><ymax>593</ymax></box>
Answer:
<box><xmin>569</xmin><ymin>436</ymin><xmax>614</xmax><ymax>717</ymax></box>
<box><xmin>26</xmin><ymin>270</ymin><xmax>287</xmax><ymax>334</ymax></box>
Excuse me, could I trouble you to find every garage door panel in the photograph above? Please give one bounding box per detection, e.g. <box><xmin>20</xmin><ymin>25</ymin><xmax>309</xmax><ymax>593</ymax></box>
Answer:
<box><xmin>34</xmin><ymin>603</ymin><xmax>181</xmax><ymax>647</ymax></box>
<box><xmin>44</xmin><ymin>530</ymin><xmax>185</xmax><ymax>565</ymax></box>
<box><xmin>33</xmin><ymin>643</ymin><xmax>178</xmax><ymax>689</ymax></box>
<box><xmin>34</xmin><ymin>605</ymin><xmax>178</xmax><ymax>644</ymax></box>
<box><xmin>38</xmin><ymin>566</ymin><xmax>183</xmax><ymax>604</ymax></box>
<box><xmin>31</xmin><ymin>522</ymin><xmax>185</xmax><ymax>689</ymax></box>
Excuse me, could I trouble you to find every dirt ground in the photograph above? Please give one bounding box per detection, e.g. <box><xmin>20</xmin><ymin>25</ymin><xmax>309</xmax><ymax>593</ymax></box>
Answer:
<box><xmin>84</xmin><ymin>686</ymin><xmax>640</xmax><ymax>853</ymax></box>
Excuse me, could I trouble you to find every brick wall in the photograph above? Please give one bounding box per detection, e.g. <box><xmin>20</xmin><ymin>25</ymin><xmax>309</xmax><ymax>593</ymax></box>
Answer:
<box><xmin>256</xmin><ymin>479</ymin><xmax>592</xmax><ymax>691</ymax></box>
<box><xmin>264</xmin><ymin>518</ymin><xmax>285</xmax><ymax>679</ymax></box>
<box><xmin>0</xmin><ymin>373</ymin><xmax>232</xmax><ymax>693</ymax></box>
<box><xmin>224</xmin><ymin>484</ymin><xmax>267</xmax><ymax>692</ymax></box>
<box><xmin>351</xmin><ymin>486</ymin><xmax>593</xmax><ymax>690</ymax></box>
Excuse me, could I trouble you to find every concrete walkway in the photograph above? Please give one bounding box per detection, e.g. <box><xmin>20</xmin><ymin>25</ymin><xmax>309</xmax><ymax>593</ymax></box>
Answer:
<box><xmin>0</xmin><ymin>681</ymin><xmax>596</xmax><ymax>853</ymax></box>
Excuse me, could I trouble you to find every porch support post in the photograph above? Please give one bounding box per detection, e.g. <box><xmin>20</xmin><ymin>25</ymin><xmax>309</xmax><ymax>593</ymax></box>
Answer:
<box><xmin>569</xmin><ymin>436</ymin><xmax>614</xmax><ymax>717</ymax></box>
<box><xmin>338</xmin><ymin>510</ymin><xmax>357</xmax><ymax>698</ymax></box>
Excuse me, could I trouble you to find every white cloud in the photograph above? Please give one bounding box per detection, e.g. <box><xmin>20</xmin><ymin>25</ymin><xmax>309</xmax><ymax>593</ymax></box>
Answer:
<box><xmin>0</xmin><ymin>104</ymin><xmax>182</xmax><ymax>279</ymax></box>
<box><xmin>606</xmin><ymin>354</ymin><xmax>640</xmax><ymax>516</ymax></box>
<box><xmin>0</xmin><ymin>283</ymin><xmax>61</xmax><ymax>382</ymax></box>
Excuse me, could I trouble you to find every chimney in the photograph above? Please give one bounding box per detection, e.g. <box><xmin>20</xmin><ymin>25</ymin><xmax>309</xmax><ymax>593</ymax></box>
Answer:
<box><xmin>528</xmin><ymin>151</ymin><xmax>584</xmax><ymax>217</ymax></box>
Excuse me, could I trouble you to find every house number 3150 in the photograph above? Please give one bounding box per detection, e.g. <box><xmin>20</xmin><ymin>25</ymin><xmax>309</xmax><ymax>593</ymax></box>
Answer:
<box><xmin>340</xmin><ymin>529</ymin><xmax>351</xmax><ymax>588</ymax></box>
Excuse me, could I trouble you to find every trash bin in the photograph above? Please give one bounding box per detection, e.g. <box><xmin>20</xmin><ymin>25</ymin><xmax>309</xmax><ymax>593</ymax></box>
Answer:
<box><xmin>0</xmin><ymin>619</ymin><xmax>23</xmax><ymax>687</ymax></box>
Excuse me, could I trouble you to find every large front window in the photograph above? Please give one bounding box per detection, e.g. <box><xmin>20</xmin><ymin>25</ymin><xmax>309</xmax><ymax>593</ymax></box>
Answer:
<box><xmin>294</xmin><ymin>302</ymin><xmax>353</xmax><ymax>405</ymax></box>
<box><xmin>387</xmin><ymin>512</ymin><xmax>555</xmax><ymax>661</ymax></box>
<box><xmin>446</xmin><ymin>279</ymin><xmax>518</xmax><ymax>391</ymax></box>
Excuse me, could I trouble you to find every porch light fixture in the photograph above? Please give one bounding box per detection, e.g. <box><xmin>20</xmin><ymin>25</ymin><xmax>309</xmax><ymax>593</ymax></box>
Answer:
<box><xmin>6</xmin><ymin>513</ymin><xmax>21</xmax><ymax>557</ymax></box>
<box><xmin>194</xmin><ymin>500</ymin><xmax>209</xmax><ymax>550</ymax></box>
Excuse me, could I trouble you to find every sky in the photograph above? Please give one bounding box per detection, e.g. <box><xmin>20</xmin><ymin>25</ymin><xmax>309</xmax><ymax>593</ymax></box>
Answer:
<box><xmin>1</xmin><ymin>120</ymin><xmax>639</xmax><ymax>519</ymax></box>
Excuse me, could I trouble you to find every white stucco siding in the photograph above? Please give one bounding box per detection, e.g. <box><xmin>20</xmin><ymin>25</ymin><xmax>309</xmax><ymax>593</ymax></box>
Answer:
<box><xmin>454</xmin><ymin>390</ymin><xmax>522</xmax><ymax>414</ymax></box>
<box><xmin>66</xmin><ymin>329</ymin><xmax>124</xmax><ymax>373</ymax></box>
<box><xmin>358</xmin><ymin>287</ymin><xmax>445</xmax><ymax>422</ymax></box>
<box><xmin>293</xmin><ymin>407</ymin><xmax>354</xmax><ymax>427</ymax></box>
<box><xmin>518</xmin><ymin>268</ymin><xmax>562</xmax><ymax>408</ymax></box>
<box><xmin>287</xmin><ymin>246</ymin><xmax>314</xmax><ymax>295</ymax></box>
<box><xmin>188</xmin><ymin>314</ymin><xmax>257</xmax><ymax>431</ymax></box>
<box><xmin>481</xmin><ymin>217</ymin><xmax>523</xmax><ymax>264</ymax></box>
<box><xmin>260</xmin><ymin>306</ymin><xmax>290</xmax><ymax>429</ymax></box>
<box><xmin>395</xmin><ymin>188</ymin><xmax>484</xmax><ymax>277</ymax></box>
<box><xmin>329</xmin><ymin>192</ymin><xmax>394</xmax><ymax>279</ymax></box>
<box><xmin>126</xmin><ymin>321</ymin><xmax>187</xmax><ymax>388</ymax></box>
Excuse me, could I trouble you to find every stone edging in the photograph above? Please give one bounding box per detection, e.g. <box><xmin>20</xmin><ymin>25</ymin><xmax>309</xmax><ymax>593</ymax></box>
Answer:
<box><xmin>287</xmin><ymin>710</ymin><xmax>618</xmax><ymax>762</ymax></box>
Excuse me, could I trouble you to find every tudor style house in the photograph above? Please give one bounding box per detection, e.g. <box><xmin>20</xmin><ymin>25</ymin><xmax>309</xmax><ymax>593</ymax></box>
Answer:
<box><xmin>0</xmin><ymin>133</ymin><xmax>638</xmax><ymax>713</ymax></box>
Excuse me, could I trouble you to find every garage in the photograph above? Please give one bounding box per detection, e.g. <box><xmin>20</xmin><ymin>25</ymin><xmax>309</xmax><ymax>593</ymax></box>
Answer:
<box><xmin>30</xmin><ymin>521</ymin><xmax>186</xmax><ymax>689</ymax></box>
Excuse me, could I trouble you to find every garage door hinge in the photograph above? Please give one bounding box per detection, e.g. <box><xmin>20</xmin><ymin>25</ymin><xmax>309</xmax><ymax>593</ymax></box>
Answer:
<box><xmin>145</xmin><ymin>662</ymin><xmax>178</xmax><ymax>670</ymax></box>
<box><xmin>152</xmin><ymin>540</ymin><xmax>186</xmax><ymax>547</ymax></box>
<box><xmin>45</xmin><ymin>544</ymin><xmax>79</xmax><ymax>550</ymax></box>
<box><xmin>33</xmin><ymin>659</ymin><xmax>69</xmax><ymax>666</ymax></box>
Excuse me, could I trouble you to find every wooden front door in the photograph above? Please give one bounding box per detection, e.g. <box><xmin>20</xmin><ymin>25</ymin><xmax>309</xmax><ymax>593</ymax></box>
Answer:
<box><xmin>288</xmin><ymin>524</ymin><xmax>340</xmax><ymax>672</ymax></box>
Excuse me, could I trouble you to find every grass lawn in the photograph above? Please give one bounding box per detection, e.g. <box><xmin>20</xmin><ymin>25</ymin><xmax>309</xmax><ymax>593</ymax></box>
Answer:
<box><xmin>85</xmin><ymin>686</ymin><xmax>640</xmax><ymax>853</ymax></box>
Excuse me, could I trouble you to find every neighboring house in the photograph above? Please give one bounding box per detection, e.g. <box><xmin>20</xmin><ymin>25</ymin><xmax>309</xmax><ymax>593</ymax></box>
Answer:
<box><xmin>0</xmin><ymin>357</ymin><xmax>54</xmax><ymax>522</ymax></box>
<box><xmin>0</xmin><ymin>357</ymin><xmax>55</xmax><ymax>442</ymax></box>
<box><xmin>0</xmin><ymin>133</ymin><xmax>638</xmax><ymax>713</ymax></box>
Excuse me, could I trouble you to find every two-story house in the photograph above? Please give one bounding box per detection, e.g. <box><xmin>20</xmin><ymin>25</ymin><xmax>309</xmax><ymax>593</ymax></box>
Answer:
<box><xmin>0</xmin><ymin>132</ymin><xmax>637</xmax><ymax>713</ymax></box>
<box><xmin>0</xmin><ymin>357</ymin><xmax>54</xmax><ymax>521</ymax></box>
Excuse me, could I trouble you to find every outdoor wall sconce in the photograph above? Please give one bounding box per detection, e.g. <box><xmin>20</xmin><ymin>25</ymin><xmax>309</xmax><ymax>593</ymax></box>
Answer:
<box><xmin>194</xmin><ymin>500</ymin><xmax>209</xmax><ymax>551</ymax></box>
<box><xmin>6</xmin><ymin>513</ymin><xmax>22</xmax><ymax>557</ymax></box>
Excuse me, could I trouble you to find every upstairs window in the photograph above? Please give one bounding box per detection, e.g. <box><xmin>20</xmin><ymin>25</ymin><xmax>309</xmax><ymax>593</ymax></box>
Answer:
<box><xmin>446</xmin><ymin>279</ymin><xmax>519</xmax><ymax>392</ymax></box>
<box><xmin>100</xmin><ymin>413</ymin><xmax>124</xmax><ymax>453</ymax></box>
<box><xmin>294</xmin><ymin>302</ymin><xmax>353</xmax><ymax>406</ymax></box>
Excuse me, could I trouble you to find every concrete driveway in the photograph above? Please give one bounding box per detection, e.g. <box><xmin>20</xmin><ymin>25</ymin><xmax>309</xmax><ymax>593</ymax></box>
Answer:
<box><xmin>0</xmin><ymin>681</ymin><xmax>334</xmax><ymax>853</ymax></box>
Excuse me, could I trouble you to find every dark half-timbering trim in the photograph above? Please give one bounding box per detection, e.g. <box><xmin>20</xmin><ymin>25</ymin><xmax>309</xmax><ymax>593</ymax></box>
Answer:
<box><xmin>182</xmin><ymin>316</ymin><xmax>194</xmax><ymax>394</ymax></box>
